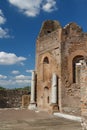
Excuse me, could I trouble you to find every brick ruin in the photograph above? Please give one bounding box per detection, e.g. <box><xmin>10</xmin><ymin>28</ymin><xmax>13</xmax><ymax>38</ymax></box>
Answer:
<box><xmin>29</xmin><ymin>20</ymin><xmax>87</xmax><ymax>122</ymax></box>
<box><xmin>0</xmin><ymin>90</ymin><xmax>29</xmax><ymax>108</ymax></box>
<box><xmin>1</xmin><ymin>19</ymin><xmax>87</xmax><ymax>129</ymax></box>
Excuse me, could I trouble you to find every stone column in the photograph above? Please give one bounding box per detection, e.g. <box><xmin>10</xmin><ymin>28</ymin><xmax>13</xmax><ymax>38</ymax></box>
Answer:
<box><xmin>51</xmin><ymin>73</ymin><xmax>57</xmax><ymax>104</ymax></box>
<box><xmin>28</xmin><ymin>70</ymin><xmax>36</xmax><ymax>110</ymax></box>
<box><xmin>58</xmin><ymin>78</ymin><xmax>62</xmax><ymax>112</ymax></box>
<box><xmin>30</xmin><ymin>71</ymin><xmax>35</xmax><ymax>103</ymax></box>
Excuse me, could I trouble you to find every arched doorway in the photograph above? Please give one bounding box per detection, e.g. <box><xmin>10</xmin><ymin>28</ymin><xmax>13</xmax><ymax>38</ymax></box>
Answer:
<box><xmin>43</xmin><ymin>87</ymin><xmax>49</xmax><ymax>109</ymax></box>
<box><xmin>72</xmin><ymin>55</ymin><xmax>84</xmax><ymax>83</ymax></box>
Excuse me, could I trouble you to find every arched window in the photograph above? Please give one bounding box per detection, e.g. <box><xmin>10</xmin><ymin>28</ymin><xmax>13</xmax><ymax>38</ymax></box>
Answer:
<box><xmin>72</xmin><ymin>55</ymin><xmax>84</xmax><ymax>83</ymax></box>
<box><xmin>42</xmin><ymin>57</ymin><xmax>50</xmax><ymax>81</ymax></box>
<box><xmin>43</xmin><ymin>57</ymin><xmax>49</xmax><ymax>64</ymax></box>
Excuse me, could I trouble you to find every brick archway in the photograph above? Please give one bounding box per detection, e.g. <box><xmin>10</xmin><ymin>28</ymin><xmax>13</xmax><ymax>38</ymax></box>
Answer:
<box><xmin>68</xmin><ymin>50</ymin><xmax>87</xmax><ymax>83</ymax></box>
<box><xmin>43</xmin><ymin>87</ymin><xmax>49</xmax><ymax>109</ymax></box>
<box><xmin>72</xmin><ymin>55</ymin><xmax>84</xmax><ymax>83</ymax></box>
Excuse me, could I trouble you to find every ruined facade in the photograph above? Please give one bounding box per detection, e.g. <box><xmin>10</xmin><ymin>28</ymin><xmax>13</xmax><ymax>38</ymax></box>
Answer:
<box><xmin>0</xmin><ymin>89</ymin><xmax>29</xmax><ymax>108</ymax></box>
<box><xmin>30</xmin><ymin>20</ymin><xmax>87</xmax><ymax>116</ymax></box>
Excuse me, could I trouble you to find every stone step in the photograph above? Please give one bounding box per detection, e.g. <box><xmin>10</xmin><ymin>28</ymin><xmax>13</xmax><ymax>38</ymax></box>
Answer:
<box><xmin>53</xmin><ymin>112</ymin><xmax>82</xmax><ymax>122</ymax></box>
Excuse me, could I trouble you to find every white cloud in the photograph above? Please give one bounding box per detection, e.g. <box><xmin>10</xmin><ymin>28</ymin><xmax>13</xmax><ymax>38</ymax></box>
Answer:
<box><xmin>0</xmin><ymin>27</ymin><xmax>10</xmax><ymax>38</ymax></box>
<box><xmin>0</xmin><ymin>79</ymin><xmax>18</xmax><ymax>88</ymax></box>
<box><xmin>0</xmin><ymin>51</ymin><xmax>26</xmax><ymax>65</ymax></box>
<box><xmin>42</xmin><ymin>0</ymin><xmax>57</xmax><ymax>12</ymax></box>
<box><xmin>8</xmin><ymin>0</ymin><xmax>42</xmax><ymax>17</ymax></box>
<box><xmin>0</xmin><ymin>9</ymin><xmax>6</xmax><ymax>25</ymax></box>
<box><xmin>0</xmin><ymin>74</ymin><xmax>31</xmax><ymax>88</ymax></box>
<box><xmin>11</xmin><ymin>70</ymin><xmax>20</xmax><ymax>75</ymax></box>
<box><xmin>8</xmin><ymin>0</ymin><xmax>57</xmax><ymax>17</ymax></box>
<box><xmin>14</xmin><ymin>75</ymin><xmax>31</xmax><ymax>86</ymax></box>
<box><xmin>0</xmin><ymin>74</ymin><xmax>7</xmax><ymax>79</ymax></box>
<box><xmin>0</xmin><ymin>9</ymin><xmax>11</xmax><ymax>39</ymax></box>
<box><xmin>15</xmin><ymin>79</ymin><xmax>31</xmax><ymax>84</ymax></box>
<box><xmin>0</xmin><ymin>80</ymin><xmax>13</xmax><ymax>87</ymax></box>
<box><xmin>15</xmin><ymin>75</ymin><xmax>31</xmax><ymax>80</ymax></box>
<box><xmin>26</xmin><ymin>69</ymin><xmax>33</xmax><ymax>73</ymax></box>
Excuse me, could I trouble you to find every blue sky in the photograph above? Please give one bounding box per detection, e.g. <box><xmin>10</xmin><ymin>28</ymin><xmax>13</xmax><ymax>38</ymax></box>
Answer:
<box><xmin>0</xmin><ymin>0</ymin><xmax>87</xmax><ymax>88</ymax></box>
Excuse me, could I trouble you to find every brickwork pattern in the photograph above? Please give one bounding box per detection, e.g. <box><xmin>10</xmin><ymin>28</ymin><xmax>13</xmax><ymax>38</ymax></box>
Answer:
<box><xmin>0</xmin><ymin>90</ymin><xmax>29</xmax><ymax>108</ymax></box>
<box><xmin>35</xmin><ymin>20</ymin><xmax>87</xmax><ymax>115</ymax></box>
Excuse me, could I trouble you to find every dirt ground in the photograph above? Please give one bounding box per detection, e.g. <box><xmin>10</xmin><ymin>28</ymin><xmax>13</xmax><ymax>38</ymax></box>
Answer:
<box><xmin>0</xmin><ymin>108</ymin><xmax>82</xmax><ymax>130</ymax></box>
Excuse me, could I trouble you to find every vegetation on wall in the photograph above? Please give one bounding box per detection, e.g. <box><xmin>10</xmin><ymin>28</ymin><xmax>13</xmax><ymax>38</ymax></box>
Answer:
<box><xmin>0</xmin><ymin>86</ymin><xmax>31</xmax><ymax>92</ymax></box>
<box><xmin>14</xmin><ymin>86</ymin><xmax>31</xmax><ymax>91</ymax></box>
<box><xmin>0</xmin><ymin>86</ymin><xmax>6</xmax><ymax>90</ymax></box>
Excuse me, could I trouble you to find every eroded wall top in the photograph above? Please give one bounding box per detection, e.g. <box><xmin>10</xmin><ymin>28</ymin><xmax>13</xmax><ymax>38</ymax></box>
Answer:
<box><xmin>64</xmin><ymin>22</ymin><xmax>82</xmax><ymax>35</ymax></box>
<box><xmin>39</xmin><ymin>20</ymin><xmax>61</xmax><ymax>37</ymax></box>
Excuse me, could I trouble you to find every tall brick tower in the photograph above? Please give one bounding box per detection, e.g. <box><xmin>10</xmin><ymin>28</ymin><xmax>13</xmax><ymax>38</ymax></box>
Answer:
<box><xmin>35</xmin><ymin>20</ymin><xmax>62</xmax><ymax>111</ymax></box>
<box><xmin>32</xmin><ymin>20</ymin><xmax>87</xmax><ymax>115</ymax></box>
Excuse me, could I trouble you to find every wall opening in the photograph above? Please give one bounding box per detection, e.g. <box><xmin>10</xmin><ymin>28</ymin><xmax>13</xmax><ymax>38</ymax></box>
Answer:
<box><xmin>43</xmin><ymin>57</ymin><xmax>49</xmax><ymax>64</ymax></box>
<box><xmin>43</xmin><ymin>57</ymin><xmax>50</xmax><ymax>81</ymax></box>
<box><xmin>72</xmin><ymin>55</ymin><xmax>84</xmax><ymax>83</ymax></box>
<box><xmin>44</xmin><ymin>87</ymin><xmax>49</xmax><ymax>107</ymax></box>
<box><xmin>47</xmin><ymin>96</ymin><xmax>49</xmax><ymax>103</ymax></box>
<box><xmin>47</xmin><ymin>30</ymin><xmax>51</xmax><ymax>34</ymax></box>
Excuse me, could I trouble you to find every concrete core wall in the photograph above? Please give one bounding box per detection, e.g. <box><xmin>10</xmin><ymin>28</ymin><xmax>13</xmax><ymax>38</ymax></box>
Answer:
<box><xmin>61</xmin><ymin>23</ymin><xmax>87</xmax><ymax>115</ymax></box>
<box><xmin>0</xmin><ymin>90</ymin><xmax>29</xmax><ymax>108</ymax></box>
<box><xmin>35</xmin><ymin>20</ymin><xmax>87</xmax><ymax>115</ymax></box>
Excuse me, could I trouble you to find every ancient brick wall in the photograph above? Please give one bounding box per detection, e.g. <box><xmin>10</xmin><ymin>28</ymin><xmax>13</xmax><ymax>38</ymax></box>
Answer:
<box><xmin>80</xmin><ymin>61</ymin><xmax>87</xmax><ymax>130</ymax></box>
<box><xmin>35</xmin><ymin>20</ymin><xmax>87</xmax><ymax>115</ymax></box>
<box><xmin>36</xmin><ymin>20</ymin><xmax>62</xmax><ymax>110</ymax></box>
<box><xmin>0</xmin><ymin>90</ymin><xmax>29</xmax><ymax>108</ymax></box>
<box><xmin>22</xmin><ymin>95</ymin><xmax>30</xmax><ymax>108</ymax></box>
<box><xmin>61</xmin><ymin>23</ymin><xmax>87</xmax><ymax>115</ymax></box>
<box><xmin>80</xmin><ymin>61</ymin><xmax>87</xmax><ymax>116</ymax></box>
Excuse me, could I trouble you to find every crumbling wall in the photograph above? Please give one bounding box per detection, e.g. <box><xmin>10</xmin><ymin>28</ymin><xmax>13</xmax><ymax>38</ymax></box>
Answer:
<box><xmin>80</xmin><ymin>60</ymin><xmax>87</xmax><ymax>130</ymax></box>
<box><xmin>39</xmin><ymin>20</ymin><xmax>61</xmax><ymax>37</ymax></box>
<box><xmin>0</xmin><ymin>90</ymin><xmax>29</xmax><ymax>108</ymax></box>
<box><xmin>61</xmin><ymin>23</ymin><xmax>87</xmax><ymax>115</ymax></box>
<box><xmin>22</xmin><ymin>95</ymin><xmax>30</xmax><ymax>108</ymax></box>
<box><xmin>80</xmin><ymin>61</ymin><xmax>87</xmax><ymax>116</ymax></box>
<box><xmin>36</xmin><ymin>20</ymin><xmax>87</xmax><ymax>115</ymax></box>
<box><xmin>36</xmin><ymin>20</ymin><xmax>62</xmax><ymax>110</ymax></box>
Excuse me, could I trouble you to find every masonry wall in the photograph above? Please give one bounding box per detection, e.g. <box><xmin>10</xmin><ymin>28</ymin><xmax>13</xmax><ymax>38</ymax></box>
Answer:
<box><xmin>35</xmin><ymin>20</ymin><xmax>87</xmax><ymax>115</ymax></box>
<box><xmin>0</xmin><ymin>90</ymin><xmax>29</xmax><ymax>108</ymax></box>
<box><xmin>61</xmin><ymin>23</ymin><xmax>87</xmax><ymax>115</ymax></box>
<box><xmin>36</xmin><ymin>31</ymin><xmax>60</xmax><ymax>110</ymax></box>
<box><xmin>80</xmin><ymin>62</ymin><xmax>87</xmax><ymax>116</ymax></box>
<box><xmin>36</xmin><ymin>20</ymin><xmax>62</xmax><ymax>110</ymax></box>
